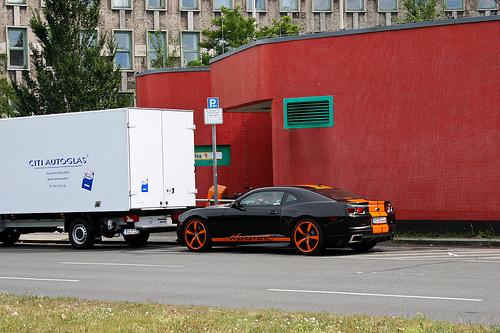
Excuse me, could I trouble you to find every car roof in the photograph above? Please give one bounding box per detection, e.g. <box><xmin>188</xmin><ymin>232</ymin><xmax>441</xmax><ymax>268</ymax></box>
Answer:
<box><xmin>246</xmin><ymin>185</ymin><xmax>336</xmax><ymax>201</ymax></box>
<box><xmin>248</xmin><ymin>185</ymin><xmax>363</xmax><ymax>201</ymax></box>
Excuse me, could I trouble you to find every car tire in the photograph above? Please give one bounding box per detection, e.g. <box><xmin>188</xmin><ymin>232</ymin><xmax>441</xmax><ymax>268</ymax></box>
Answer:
<box><xmin>124</xmin><ymin>232</ymin><xmax>150</xmax><ymax>246</ymax></box>
<box><xmin>349</xmin><ymin>241</ymin><xmax>377</xmax><ymax>252</ymax></box>
<box><xmin>292</xmin><ymin>219</ymin><xmax>326</xmax><ymax>255</ymax></box>
<box><xmin>68</xmin><ymin>218</ymin><xmax>94</xmax><ymax>249</ymax></box>
<box><xmin>0</xmin><ymin>230</ymin><xmax>20</xmax><ymax>246</ymax></box>
<box><xmin>183</xmin><ymin>218</ymin><xmax>212</xmax><ymax>252</ymax></box>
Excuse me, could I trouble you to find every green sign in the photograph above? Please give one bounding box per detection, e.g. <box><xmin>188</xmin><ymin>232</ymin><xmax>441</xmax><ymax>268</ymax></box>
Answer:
<box><xmin>195</xmin><ymin>145</ymin><xmax>230</xmax><ymax>166</ymax></box>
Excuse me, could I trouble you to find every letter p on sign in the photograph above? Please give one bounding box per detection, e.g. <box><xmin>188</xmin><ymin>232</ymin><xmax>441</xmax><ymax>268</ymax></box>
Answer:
<box><xmin>207</xmin><ymin>97</ymin><xmax>219</xmax><ymax>109</ymax></box>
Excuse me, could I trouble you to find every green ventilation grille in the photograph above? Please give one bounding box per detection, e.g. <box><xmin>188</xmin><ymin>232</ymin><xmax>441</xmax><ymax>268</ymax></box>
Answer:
<box><xmin>284</xmin><ymin>96</ymin><xmax>333</xmax><ymax>129</ymax></box>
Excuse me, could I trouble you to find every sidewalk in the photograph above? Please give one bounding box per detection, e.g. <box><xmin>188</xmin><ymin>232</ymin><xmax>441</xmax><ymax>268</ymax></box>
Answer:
<box><xmin>394</xmin><ymin>237</ymin><xmax>500</xmax><ymax>247</ymax></box>
<box><xmin>19</xmin><ymin>232</ymin><xmax>178</xmax><ymax>244</ymax></box>
<box><xmin>18</xmin><ymin>232</ymin><xmax>500</xmax><ymax>247</ymax></box>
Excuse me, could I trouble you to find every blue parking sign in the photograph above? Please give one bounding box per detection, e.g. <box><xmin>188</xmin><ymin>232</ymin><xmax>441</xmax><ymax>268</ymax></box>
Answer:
<box><xmin>207</xmin><ymin>97</ymin><xmax>219</xmax><ymax>109</ymax></box>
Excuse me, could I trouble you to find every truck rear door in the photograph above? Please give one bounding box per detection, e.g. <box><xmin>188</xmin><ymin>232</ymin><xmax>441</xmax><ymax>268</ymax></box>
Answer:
<box><xmin>128</xmin><ymin>110</ymin><xmax>165</xmax><ymax>209</ymax></box>
<box><xmin>161</xmin><ymin>110</ymin><xmax>196</xmax><ymax>208</ymax></box>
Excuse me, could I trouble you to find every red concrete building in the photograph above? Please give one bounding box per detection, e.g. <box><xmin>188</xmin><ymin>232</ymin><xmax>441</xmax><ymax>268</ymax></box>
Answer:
<box><xmin>136</xmin><ymin>16</ymin><xmax>500</xmax><ymax>230</ymax></box>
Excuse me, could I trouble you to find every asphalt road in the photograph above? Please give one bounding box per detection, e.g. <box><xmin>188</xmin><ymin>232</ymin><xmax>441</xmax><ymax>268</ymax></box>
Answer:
<box><xmin>1</xmin><ymin>235</ymin><xmax>499</xmax><ymax>326</ymax></box>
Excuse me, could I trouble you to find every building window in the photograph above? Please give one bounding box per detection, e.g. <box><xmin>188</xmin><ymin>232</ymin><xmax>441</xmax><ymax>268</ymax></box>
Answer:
<box><xmin>313</xmin><ymin>0</ymin><xmax>331</xmax><ymax>11</ymax></box>
<box><xmin>346</xmin><ymin>0</ymin><xmax>364</xmax><ymax>11</ymax></box>
<box><xmin>181</xmin><ymin>32</ymin><xmax>199</xmax><ymax>66</ymax></box>
<box><xmin>284</xmin><ymin>96</ymin><xmax>334</xmax><ymax>129</ymax></box>
<box><xmin>478</xmin><ymin>0</ymin><xmax>497</xmax><ymax>9</ymax></box>
<box><xmin>148</xmin><ymin>30</ymin><xmax>167</xmax><ymax>69</ymax></box>
<box><xmin>6</xmin><ymin>0</ymin><xmax>26</xmax><ymax>4</ymax></box>
<box><xmin>379</xmin><ymin>0</ymin><xmax>397</xmax><ymax>11</ymax></box>
<box><xmin>112</xmin><ymin>0</ymin><xmax>131</xmax><ymax>9</ymax></box>
<box><xmin>214</xmin><ymin>0</ymin><xmax>232</xmax><ymax>9</ymax></box>
<box><xmin>80</xmin><ymin>30</ymin><xmax>98</xmax><ymax>47</ymax></box>
<box><xmin>114</xmin><ymin>31</ymin><xmax>133</xmax><ymax>70</ymax></box>
<box><xmin>280</xmin><ymin>0</ymin><xmax>298</xmax><ymax>11</ymax></box>
<box><xmin>7</xmin><ymin>28</ymin><xmax>27</xmax><ymax>69</ymax></box>
<box><xmin>147</xmin><ymin>0</ymin><xmax>166</xmax><ymax>9</ymax></box>
<box><xmin>181</xmin><ymin>0</ymin><xmax>198</xmax><ymax>10</ymax></box>
<box><xmin>445</xmin><ymin>0</ymin><xmax>463</xmax><ymax>10</ymax></box>
<box><xmin>248</xmin><ymin>0</ymin><xmax>265</xmax><ymax>11</ymax></box>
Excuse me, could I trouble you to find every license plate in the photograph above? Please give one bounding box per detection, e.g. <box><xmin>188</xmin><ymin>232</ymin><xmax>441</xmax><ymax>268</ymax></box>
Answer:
<box><xmin>123</xmin><ymin>229</ymin><xmax>140</xmax><ymax>235</ymax></box>
<box><xmin>372</xmin><ymin>217</ymin><xmax>387</xmax><ymax>224</ymax></box>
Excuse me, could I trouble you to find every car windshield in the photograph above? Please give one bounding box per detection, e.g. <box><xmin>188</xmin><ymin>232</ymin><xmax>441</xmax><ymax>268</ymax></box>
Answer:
<box><xmin>306</xmin><ymin>187</ymin><xmax>365</xmax><ymax>200</ymax></box>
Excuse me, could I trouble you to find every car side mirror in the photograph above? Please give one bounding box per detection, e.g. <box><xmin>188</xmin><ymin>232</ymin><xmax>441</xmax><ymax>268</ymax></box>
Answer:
<box><xmin>232</xmin><ymin>200</ymin><xmax>245</xmax><ymax>211</ymax></box>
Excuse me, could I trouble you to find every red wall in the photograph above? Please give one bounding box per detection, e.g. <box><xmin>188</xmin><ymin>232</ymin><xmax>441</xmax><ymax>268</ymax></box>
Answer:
<box><xmin>137</xmin><ymin>18</ymin><xmax>500</xmax><ymax>221</ymax></box>
<box><xmin>136</xmin><ymin>70</ymin><xmax>273</xmax><ymax>204</ymax></box>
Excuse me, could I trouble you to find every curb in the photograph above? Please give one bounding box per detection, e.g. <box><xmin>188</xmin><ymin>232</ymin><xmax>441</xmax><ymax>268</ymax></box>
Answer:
<box><xmin>394</xmin><ymin>237</ymin><xmax>500</xmax><ymax>247</ymax></box>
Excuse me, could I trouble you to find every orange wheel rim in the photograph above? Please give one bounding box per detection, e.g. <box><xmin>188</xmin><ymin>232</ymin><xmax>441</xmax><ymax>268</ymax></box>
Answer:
<box><xmin>185</xmin><ymin>220</ymin><xmax>206</xmax><ymax>250</ymax></box>
<box><xmin>294</xmin><ymin>221</ymin><xmax>319</xmax><ymax>253</ymax></box>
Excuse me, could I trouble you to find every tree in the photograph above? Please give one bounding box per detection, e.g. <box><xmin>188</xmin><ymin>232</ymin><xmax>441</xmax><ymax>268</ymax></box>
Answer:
<box><xmin>0</xmin><ymin>54</ymin><xmax>17</xmax><ymax>117</ymax></box>
<box><xmin>11</xmin><ymin>0</ymin><xmax>129</xmax><ymax>116</ymax></box>
<box><xmin>190</xmin><ymin>6</ymin><xmax>302</xmax><ymax>66</ymax></box>
<box><xmin>400</xmin><ymin>0</ymin><xmax>440</xmax><ymax>23</ymax></box>
<box><xmin>256</xmin><ymin>16</ymin><xmax>303</xmax><ymax>39</ymax></box>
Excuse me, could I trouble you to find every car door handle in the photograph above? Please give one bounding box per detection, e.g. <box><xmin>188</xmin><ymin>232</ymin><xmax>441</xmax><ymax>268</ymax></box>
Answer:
<box><xmin>268</xmin><ymin>210</ymin><xmax>279</xmax><ymax>215</ymax></box>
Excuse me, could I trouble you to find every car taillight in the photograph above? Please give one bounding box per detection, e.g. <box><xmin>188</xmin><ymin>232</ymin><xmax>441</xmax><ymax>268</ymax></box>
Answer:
<box><xmin>124</xmin><ymin>215</ymin><xmax>139</xmax><ymax>223</ymax></box>
<box><xmin>346</xmin><ymin>206</ymin><xmax>366</xmax><ymax>215</ymax></box>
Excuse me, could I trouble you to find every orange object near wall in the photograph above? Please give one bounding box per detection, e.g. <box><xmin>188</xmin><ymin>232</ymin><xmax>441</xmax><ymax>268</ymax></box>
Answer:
<box><xmin>207</xmin><ymin>185</ymin><xmax>228</xmax><ymax>206</ymax></box>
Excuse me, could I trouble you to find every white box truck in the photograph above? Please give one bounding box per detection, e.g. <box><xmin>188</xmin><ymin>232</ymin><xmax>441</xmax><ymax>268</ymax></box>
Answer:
<box><xmin>0</xmin><ymin>108</ymin><xmax>197</xmax><ymax>248</ymax></box>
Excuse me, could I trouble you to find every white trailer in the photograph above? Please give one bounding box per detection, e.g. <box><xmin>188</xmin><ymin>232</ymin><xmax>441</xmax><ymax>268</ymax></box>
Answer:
<box><xmin>0</xmin><ymin>108</ymin><xmax>196</xmax><ymax>248</ymax></box>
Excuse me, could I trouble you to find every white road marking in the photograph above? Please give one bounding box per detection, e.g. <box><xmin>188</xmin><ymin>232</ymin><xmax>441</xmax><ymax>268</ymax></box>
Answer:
<box><xmin>347</xmin><ymin>249</ymin><xmax>500</xmax><ymax>261</ymax></box>
<box><xmin>59</xmin><ymin>261</ymin><xmax>182</xmax><ymax>268</ymax></box>
<box><xmin>268</xmin><ymin>288</ymin><xmax>483</xmax><ymax>302</ymax></box>
<box><xmin>364</xmin><ymin>250</ymin><xmax>500</xmax><ymax>257</ymax></box>
<box><xmin>0</xmin><ymin>276</ymin><xmax>80</xmax><ymax>282</ymax></box>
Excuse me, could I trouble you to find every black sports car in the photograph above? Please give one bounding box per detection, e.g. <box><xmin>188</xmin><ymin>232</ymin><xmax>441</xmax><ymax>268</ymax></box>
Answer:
<box><xmin>177</xmin><ymin>185</ymin><xmax>395</xmax><ymax>255</ymax></box>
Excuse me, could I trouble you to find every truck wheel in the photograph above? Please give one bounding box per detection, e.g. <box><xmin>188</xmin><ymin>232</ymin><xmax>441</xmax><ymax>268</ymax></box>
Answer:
<box><xmin>123</xmin><ymin>232</ymin><xmax>150</xmax><ymax>246</ymax></box>
<box><xmin>69</xmin><ymin>218</ymin><xmax>94</xmax><ymax>249</ymax></box>
<box><xmin>0</xmin><ymin>230</ymin><xmax>21</xmax><ymax>246</ymax></box>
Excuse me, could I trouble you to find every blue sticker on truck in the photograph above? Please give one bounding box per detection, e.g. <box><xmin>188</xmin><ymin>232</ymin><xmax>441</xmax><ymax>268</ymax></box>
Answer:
<box><xmin>141</xmin><ymin>179</ymin><xmax>149</xmax><ymax>192</ymax></box>
<box><xmin>82</xmin><ymin>170</ymin><xmax>94</xmax><ymax>191</ymax></box>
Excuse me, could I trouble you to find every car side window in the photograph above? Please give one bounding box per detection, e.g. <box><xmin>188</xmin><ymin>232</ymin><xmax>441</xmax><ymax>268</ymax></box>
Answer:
<box><xmin>240</xmin><ymin>191</ymin><xmax>284</xmax><ymax>206</ymax></box>
<box><xmin>285</xmin><ymin>193</ymin><xmax>300</xmax><ymax>203</ymax></box>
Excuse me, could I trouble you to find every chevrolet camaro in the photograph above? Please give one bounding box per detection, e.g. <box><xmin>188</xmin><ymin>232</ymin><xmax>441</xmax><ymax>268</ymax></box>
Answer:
<box><xmin>177</xmin><ymin>185</ymin><xmax>395</xmax><ymax>255</ymax></box>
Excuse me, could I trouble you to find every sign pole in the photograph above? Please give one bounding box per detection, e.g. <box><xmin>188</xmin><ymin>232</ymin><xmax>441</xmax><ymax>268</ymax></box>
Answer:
<box><xmin>205</xmin><ymin>97</ymin><xmax>223</xmax><ymax>206</ymax></box>
<box><xmin>212</xmin><ymin>123</ymin><xmax>218</xmax><ymax>205</ymax></box>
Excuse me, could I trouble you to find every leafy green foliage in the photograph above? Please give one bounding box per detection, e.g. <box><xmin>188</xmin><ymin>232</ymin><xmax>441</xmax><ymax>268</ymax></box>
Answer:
<box><xmin>257</xmin><ymin>16</ymin><xmax>303</xmax><ymax>39</ymax></box>
<box><xmin>192</xmin><ymin>6</ymin><xmax>302</xmax><ymax>66</ymax></box>
<box><xmin>11</xmin><ymin>0</ymin><xmax>129</xmax><ymax>116</ymax></box>
<box><xmin>401</xmin><ymin>0</ymin><xmax>440</xmax><ymax>23</ymax></box>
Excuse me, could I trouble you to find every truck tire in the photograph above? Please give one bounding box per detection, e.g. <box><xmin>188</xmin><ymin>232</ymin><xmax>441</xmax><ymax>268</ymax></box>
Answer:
<box><xmin>69</xmin><ymin>218</ymin><xmax>94</xmax><ymax>249</ymax></box>
<box><xmin>123</xmin><ymin>232</ymin><xmax>150</xmax><ymax>246</ymax></box>
<box><xmin>0</xmin><ymin>230</ymin><xmax>21</xmax><ymax>246</ymax></box>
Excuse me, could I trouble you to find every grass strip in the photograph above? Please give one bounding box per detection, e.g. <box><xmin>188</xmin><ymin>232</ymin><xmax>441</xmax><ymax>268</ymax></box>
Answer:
<box><xmin>1</xmin><ymin>292</ymin><xmax>498</xmax><ymax>332</ymax></box>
